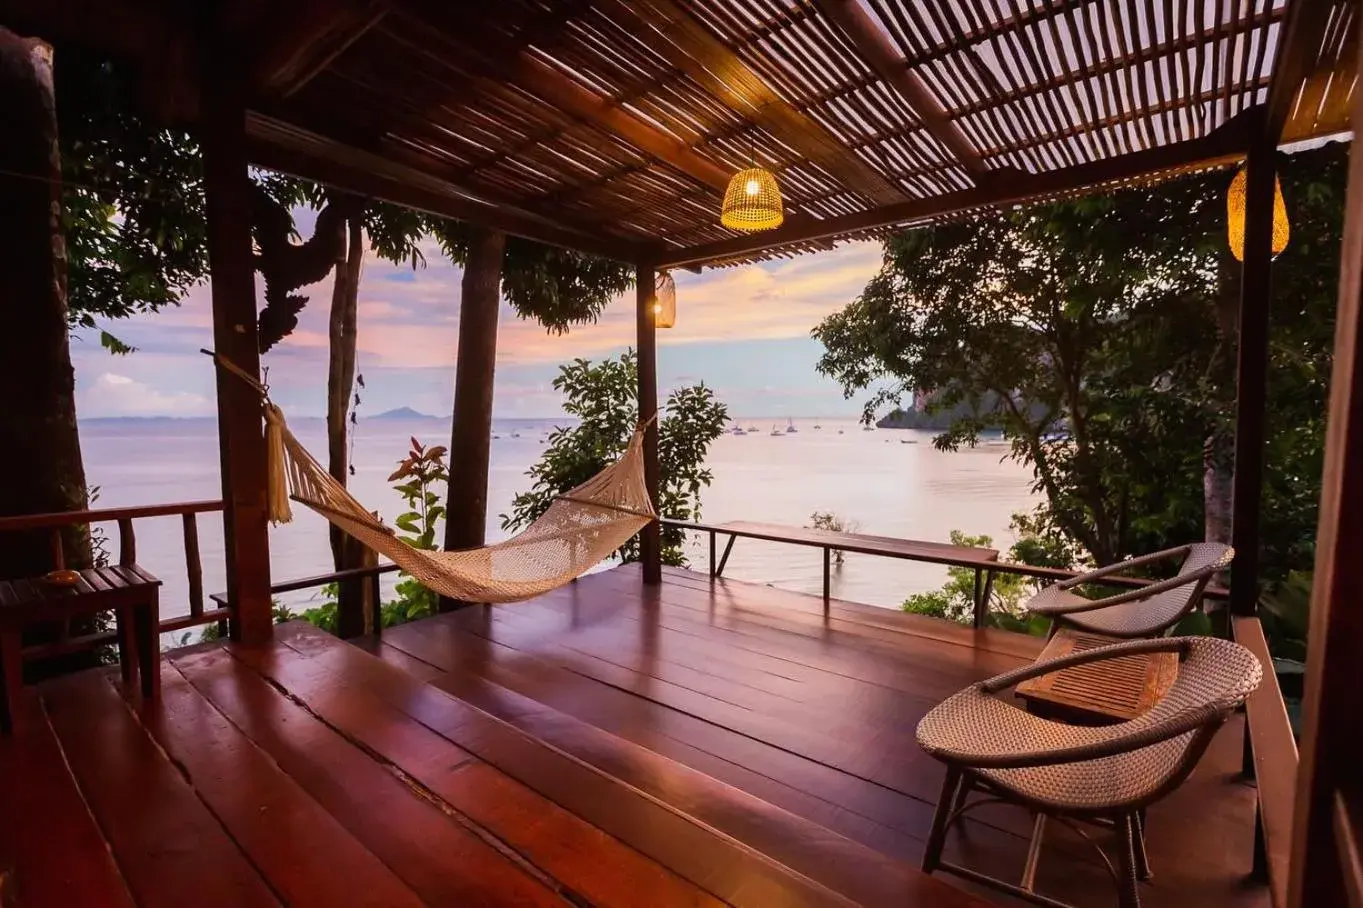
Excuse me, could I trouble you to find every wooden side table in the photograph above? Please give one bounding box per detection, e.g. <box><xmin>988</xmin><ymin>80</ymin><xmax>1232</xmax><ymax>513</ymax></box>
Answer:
<box><xmin>0</xmin><ymin>565</ymin><xmax>161</xmax><ymax>733</ymax></box>
<box><xmin>1016</xmin><ymin>629</ymin><xmax>1180</xmax><ymax>725</ymax></box>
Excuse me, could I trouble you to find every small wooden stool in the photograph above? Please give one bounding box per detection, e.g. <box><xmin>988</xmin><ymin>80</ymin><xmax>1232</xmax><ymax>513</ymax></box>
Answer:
<box><xmin>1016</xmin><ymin>628</ymin><xmax>1180</xmax><ymax>725</ymax></box>
<box><xmin>0</xmin><ymin>565</ymin><xmax>161</xmax><ymax>733</ymax></box>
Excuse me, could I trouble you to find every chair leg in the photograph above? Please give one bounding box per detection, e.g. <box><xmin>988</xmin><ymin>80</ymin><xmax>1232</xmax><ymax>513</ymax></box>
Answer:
<box><xmin>923</xmin><ymin>766</ymin><xmax>962</xmax><ymax>873</ymax></box>
<box><xmin>1116</xmin><ymin>813</ymin><xmax>1143</xmax><ymax>908</ymax></box>
<box><xmin>1132</xmin><ymin>810</ymin><xmax>1152</xmax><ymax>881</ymax></box>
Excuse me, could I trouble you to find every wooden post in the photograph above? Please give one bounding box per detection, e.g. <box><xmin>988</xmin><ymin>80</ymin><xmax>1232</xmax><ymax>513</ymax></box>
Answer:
<box><xmin>1229</xmin><ymin>140</ymin><xmax>1276</xmax><ymax>617</ymax></box>
<box><xmin>202</xmin><ymin>52</ymin><xmax>273</xmax><ymax>645</ymax></box>
<box><xmin>636</xmin><ymin>263</ymin><xmax>662</xmax><ymax>584</ymax></box>
<box><xmin>1287</xmin><ymin>45</ymin><xmax>1363</xmax><ymax>906</ymax></box>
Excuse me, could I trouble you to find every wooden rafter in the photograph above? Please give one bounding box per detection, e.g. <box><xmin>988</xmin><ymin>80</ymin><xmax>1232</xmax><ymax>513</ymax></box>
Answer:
<box><xmin>813</xmin><ymin>0</ymin><xmax>986</xmax><ymax>177</ymax></box>
<box><xmin>658</xmin><ymin>110</ymin><xmax>1256</xmax><ymax>269</ymax></box>
<box><xmin>250</xmin><ymin>0</ymin><xmax>389</xmax><ymax>99</ymax></box>
<box><xmin>596</xmin><ymin>0</ymin><xmax>908</xmax><ymax>205</ymax></box>
<box><xmin>245</xmin><ymin>115</ymin><xmax>653</xmax><ymax>262</ymax></box>
<box><xmin>1266</xmin><ymin>0</ymin><xmax>1338</xmax><ymax>141</ymax></box>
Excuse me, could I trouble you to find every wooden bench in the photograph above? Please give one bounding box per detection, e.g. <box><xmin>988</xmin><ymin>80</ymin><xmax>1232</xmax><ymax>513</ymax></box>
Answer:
<box><xmin>0</xmin><ymin>565</ymin><xmax>161</xmax><ymax>733</ymax></box>
<box><xmin>675</xmin><ymin>519</ymin><xmax>1000</xmax><ymax>618</ymax></box>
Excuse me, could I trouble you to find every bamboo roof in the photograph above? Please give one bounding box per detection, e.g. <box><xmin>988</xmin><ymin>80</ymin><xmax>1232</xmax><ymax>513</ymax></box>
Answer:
<box><xmin>7</xmin><ymin>0</ymin><xmax>1359</xmax><ymax>267</ymax></box>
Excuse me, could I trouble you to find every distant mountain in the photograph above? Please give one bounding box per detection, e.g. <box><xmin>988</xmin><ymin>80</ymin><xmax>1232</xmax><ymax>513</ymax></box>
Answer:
<box><xmin>372</xmin><ymin>406</ymin><xmax>438</xmax><ymax>420</ymax></box>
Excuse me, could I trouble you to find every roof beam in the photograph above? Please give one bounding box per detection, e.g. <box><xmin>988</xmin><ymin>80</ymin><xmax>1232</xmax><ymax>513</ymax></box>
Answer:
<box><xmin>658</xmin><ymin>109</ymin><xmax>1256</xmax><ymax>269</ymax></box>
<box><xmin>596</xmin><ymin>0</ymin><xmax>908</xmax><ymax>204</ymax></box>
<box><xmin>245</xmin><ymin>114</ymin><xmax>655</xmax><ymax>263</ymax></box>
<box><xmin>250</xmin><ymin>0</ymin><xmax>389</xmax><ymax>99</ymax></box>
<box><xmin>812</xmin><ymin>0</ymin><xmax>986</xmax><ymax>178</ymax></box>
<box><xmin>1265</xmin><ymin>0</ymin><xmax>1336</xmax><ymax>142</ymax></box>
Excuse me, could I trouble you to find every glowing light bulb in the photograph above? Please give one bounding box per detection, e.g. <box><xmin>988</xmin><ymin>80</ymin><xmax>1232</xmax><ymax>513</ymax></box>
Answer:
<box><xmin>745</xmin><ymin>178</ymin><xmax>761</xmax><ymax>196</ymax></box>
<box><xmin>653</xmin><ymin>302</ymin><xmax>662</xmax><ymax>315</ymax></box>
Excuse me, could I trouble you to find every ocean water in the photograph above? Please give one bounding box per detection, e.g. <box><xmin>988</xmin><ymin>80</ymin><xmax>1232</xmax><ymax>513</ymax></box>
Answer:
<box><xmin>80</xmin><ymin>416</ymin><xmax>1038</xmax><ymax>619</ymax></box>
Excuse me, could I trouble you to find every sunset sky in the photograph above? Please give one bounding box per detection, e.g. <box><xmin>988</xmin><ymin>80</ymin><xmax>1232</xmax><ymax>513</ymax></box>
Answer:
<box><xmin>70</xmin><ymin>216</ymin><xmax>888</xmax><ymax>420</ymax></box>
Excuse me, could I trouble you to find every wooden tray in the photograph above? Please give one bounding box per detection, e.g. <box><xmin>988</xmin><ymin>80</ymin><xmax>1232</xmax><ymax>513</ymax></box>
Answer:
<box><xmin>1016</xmin><ymin>630</ymin><xmax>1179</xmax><ymax>725</ymax></box>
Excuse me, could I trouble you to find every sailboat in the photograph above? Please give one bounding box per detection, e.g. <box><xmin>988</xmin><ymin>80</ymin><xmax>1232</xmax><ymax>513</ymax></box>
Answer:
<box><xmin>770</xmin><ymin>424</ymin><xmax>783</xmax><ymax>436</ymax></box>
<box><xmin>731</xmin><ymin>425</ymin><xmax>746</xmax><ymax>436</ymax></box>
<box><xmin>785</xmin><ymin>418</ymin><xmax>798</xmax><ymax>434</ymax></box>
<box><xmin>748</xmin><ymin>425</ymin><xmax>759</xmax><ymax>433</ymax></box>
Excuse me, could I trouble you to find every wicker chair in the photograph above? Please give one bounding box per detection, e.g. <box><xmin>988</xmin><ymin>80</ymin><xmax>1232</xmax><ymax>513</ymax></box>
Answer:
<box><xmin>916</xmin><ymin>636</ymin><xmax>1262</xmax><ymax>908</ymax></box>
<box><xmin>1027</xmin><ymin>543</ymin><xmax>1233</xmax><ymax>639</ymax></box>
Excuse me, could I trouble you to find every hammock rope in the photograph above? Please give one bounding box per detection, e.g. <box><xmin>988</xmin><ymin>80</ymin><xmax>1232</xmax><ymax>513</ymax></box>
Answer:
<box><xmin>204</xmin><ymin>350</ymin><xmax>657</xmax><ymax>604</ymax></box>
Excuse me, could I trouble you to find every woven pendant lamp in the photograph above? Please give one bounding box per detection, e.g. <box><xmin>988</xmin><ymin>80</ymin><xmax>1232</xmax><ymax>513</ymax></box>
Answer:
<box><xmin>1227</xmin><ymin>164</ymin><xmax>1289</xmax><ymax>262</ymax></box>
<box><xmin>653</xmin><ymin>270</ymin><xmax>676</xmax><ymax>329</ymax></box>
<box><xmin>721</xmin><ymin>167</ymin><xmax>784</xmax><ymax>232</ymax></box>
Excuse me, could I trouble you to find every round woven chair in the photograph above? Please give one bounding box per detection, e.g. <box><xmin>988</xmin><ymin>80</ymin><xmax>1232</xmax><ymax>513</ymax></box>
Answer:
<box><xmin>915</xmin><ymin>636</ymin><xmax>1262</xmax><ymax>908</ymax></box>
<box><xmin>1027</xmin><ymin>543</ymin><xmax>1233</xmax><ymax>639</ymax></box>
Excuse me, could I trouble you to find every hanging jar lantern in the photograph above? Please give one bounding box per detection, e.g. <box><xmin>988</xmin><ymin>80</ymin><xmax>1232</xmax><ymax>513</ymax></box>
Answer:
<box><xmin>1227</xmin><ymin>164</ymin><xmax>1290</xmax><ymax>262</ymax></box>
<box><xmin>653</xmin><ymin>270</ymin><xmax>676</xmax><ymax>329</ymax></box>
<box><xmin>720</xmin><ymin>167</ymin><xmax>784</xmax><ymax>232</ymax></box>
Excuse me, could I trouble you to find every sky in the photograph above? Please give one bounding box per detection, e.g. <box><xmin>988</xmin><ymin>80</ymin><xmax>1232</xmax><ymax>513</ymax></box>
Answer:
<box><xmin>69</xmin><ymin>215</ymin><xmax>889</xmax><ymax>420</ymax></box>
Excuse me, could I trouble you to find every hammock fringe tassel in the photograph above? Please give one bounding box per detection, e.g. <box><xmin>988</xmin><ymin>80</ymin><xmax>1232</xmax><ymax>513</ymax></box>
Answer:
<box><xmin>206</xmin><ymin>349</ymin><xmax>657</xmax><ymax>604</ymax></box>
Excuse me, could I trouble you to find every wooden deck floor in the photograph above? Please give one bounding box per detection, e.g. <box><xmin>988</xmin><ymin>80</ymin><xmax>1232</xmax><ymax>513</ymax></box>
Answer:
<box><xmin>0</xmin><ymin>565</ymin><xmax>1267</xmax><ymax>908</ymax></box>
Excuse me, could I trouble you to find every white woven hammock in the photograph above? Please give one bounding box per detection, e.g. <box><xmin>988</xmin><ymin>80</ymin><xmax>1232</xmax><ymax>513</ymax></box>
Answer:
<box><xmin>263</xmin><ymin>402</ymin><xmax>656</xmax><ymax>603</ymax></box>
<box><xmin>208</xmin><ymin>350</ymin><xmax>656</xmax><ymax>604</ymax></box>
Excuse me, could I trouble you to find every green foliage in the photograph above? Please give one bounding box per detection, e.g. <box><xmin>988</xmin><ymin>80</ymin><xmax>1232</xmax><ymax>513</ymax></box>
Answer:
<box><xmin>503</xmin><ymin>351</ymin><xmax>728</xmax><ymax>565</ymax></box>
<box><xmin>56</xmin><ymin>53</ymin><xmax>208</xmax><ymax>330</ymax></box>
<box><xmin>808</xmin><ymin>511</ymin><xmax>860</xmax><ymax>563</ymax></box>
<box><xmin>818</xmin><ymin>142</ymin><xmax>1348</xmax><ymax>595</ymax></box>
<box><xmin>1260</xmin><ymin>570</ymin><xmax>1312</xmax><ymax>662</ymax></box>
<box><xmin>901</xmin><ymin>530</ymin><xmax>1049</xmax><ymax>634</ymax></box>
<box><xmin>381</xmin><ymin>438</ymin><xmax>450</xmax><ymax>621</ymax></box>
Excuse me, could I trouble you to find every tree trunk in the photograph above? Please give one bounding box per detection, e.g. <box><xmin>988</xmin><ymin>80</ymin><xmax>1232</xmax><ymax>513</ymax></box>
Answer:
<box><xmin>1205</xmin><ymin>264</ymin><xmax>1240</xmax><ymax>545</ymax></box>
<box><xmin>0</xmin><ymin>31</ymin><xmax>90</xmax><ymax>579</ymax></box>
<box><xmin>327</xmin><ymin>214</ymin><xmax>367</xmax><ymax>637</ymax></box>
<box><xmin>442</xmin><ymin>227</ymin><xmax>506</xmax><ymax>606</ymax></box>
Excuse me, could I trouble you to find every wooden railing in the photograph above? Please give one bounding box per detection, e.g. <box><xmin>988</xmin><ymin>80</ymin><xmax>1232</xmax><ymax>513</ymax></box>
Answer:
<box><xmin>211</xmin><ymin>561</ymin><xmax>400</xmax><ymax>638</ymax></box>
<box><xmin>1233</xmin><ymin>613</ymin><xmax>1298</xmax><ymax>908</ymax></box>
<box><xmin>0</xmin><ymin>500</ymin><xmax>230</xmax><ymax>657</ymax></box>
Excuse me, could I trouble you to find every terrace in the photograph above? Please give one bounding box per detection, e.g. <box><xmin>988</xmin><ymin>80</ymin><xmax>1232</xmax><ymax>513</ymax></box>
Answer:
<box><xmin>0</xmin><ymin>1</ymin><xmax>1358</xmax><ymax>907</ymax></box>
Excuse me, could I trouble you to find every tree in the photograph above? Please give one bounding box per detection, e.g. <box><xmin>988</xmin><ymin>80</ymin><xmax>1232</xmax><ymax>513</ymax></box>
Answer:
<box><xmin>503</xmin><ymin>351</ymin><xmax>728</xmax><ymax>565</ymax></box>
<box><xmin>816</xmin><ymin>142</ymin><xmax>1348</xmax><ymax>583</ymax></box>
<box><xmin>426</xmin><ymin>224</ymin><xmax>634</xmax><ymax>563</ymax></box>
<box><xmin>0</xmin><ymin>30</ymin><xmax>92</xmax><ymax>577</ymax></box>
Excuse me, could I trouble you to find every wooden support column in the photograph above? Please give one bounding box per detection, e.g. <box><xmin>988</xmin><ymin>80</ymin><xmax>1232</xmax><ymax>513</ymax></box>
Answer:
<box><xmin>202</xmin><ymin>54</ymin><xmax>273</xmax><ymax>645</ymax></box>
<box><xmin>1288</xmin><ymin>40</ymin><xmax>1363</xmax><ymax>905</ymax></box>
<box><xmin>636</xmin><ymin>263</ymin><xmax>661</xmax><ymax>584</ymax></box>
<box><xmin>1229</xmin><ymin>140</ymin><xmax>1276</xmax><ymax>617</ymax></box>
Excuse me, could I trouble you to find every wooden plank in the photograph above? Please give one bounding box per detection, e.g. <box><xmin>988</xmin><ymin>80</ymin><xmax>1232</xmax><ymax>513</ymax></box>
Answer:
<box><xmin>234</xmin><ymin>636</ymin><xmax>730</xmax><ymax>908</ymax></box>
<box><xmin>251</xmin><ymin>0</ymin><xmax>389</xmax><ymax>98</ymax></box>
<box><xmin>1265</xmin><ymin>0</ymin><xmax>1336</xmax><ymax>141</ymax></box>
<box><xmin>1234</xmin><ymin>615</ymin><xmax>1297</xmax><ymax>908</ymax></box>
<box><xmin>1292</xmin><ymin>42</ymin><xmax>1363</xmax><ymax>904</ymax></box>
<box><xmin>0</xmin><ymin>692</ymin><xmax>136</xmax><ymax>908</ymax></box>
<box><xmin>138</xmin><ymin>661</ymin><xmax>427</xmax><ymax>908</ymax></box>
<box><xmin>265</xmin><ymin>623</ymin><xmax>992</xmax><ymax>908</ymax></box>
<box><xmin>657</xmin><ymin>111</ymin><xmax>1255</xmax><ymax>269</ymax></box>
<box><xmin>0</xmin><ymin>500</ymin><xmax>223</xmax><ymax>533</ymax></box>
<box><xmin>202</xmin><ymin>39</ymin><xmax>273</xmax><ymax>645</ymax></box>
<box><xmin>167</xmin><ymin>647</ymin><xmax>562</xmax><ymax>907</ymax></box>
<box><xmin>40</xmin><ymin>671</ymin><xmax>281</xmax><ymax>908</ymax></box>
<box><xmin>714</xmin><ymin>520</ymin><xmax>1000</xmax><ymax>566</ymax></box>
<box><xmin>637</xmin><ymin>263</ymin><xmax>661</xmax><ymax>582</ymax></box>
<box><xmin>257</xmin><ymin>624</ymin><xmax>867</xmax><ymax>907</ymax></box>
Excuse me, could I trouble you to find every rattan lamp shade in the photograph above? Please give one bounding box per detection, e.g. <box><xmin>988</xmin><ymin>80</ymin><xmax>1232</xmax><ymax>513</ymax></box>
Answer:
<box><xmin>653</xmin><ymin>271</ymin><xmax>676</xmax><ymax>329</ymax></box>
<box><xmin>1227</xmin><ymin>165</ymin><xmax>1289</xmax><ymax>262</ymax></box>
<box><xmin>721</xmin><ymin>167</ymin><xmax>784</xmax><ymax>232</ymax></box>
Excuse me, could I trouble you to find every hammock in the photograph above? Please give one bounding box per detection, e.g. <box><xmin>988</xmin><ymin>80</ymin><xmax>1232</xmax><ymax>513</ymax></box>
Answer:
<box><xmin>210</xmin><ymin>353</ymin><xmax>656</xmax><ymax>604</ymax></box>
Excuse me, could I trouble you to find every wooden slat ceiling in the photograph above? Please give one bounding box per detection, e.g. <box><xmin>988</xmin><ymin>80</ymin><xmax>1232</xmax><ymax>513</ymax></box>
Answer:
<box><xmin>6</xmin><ymin>0</ymin><xmax>1357</xmax><ymax>266</ymax></box>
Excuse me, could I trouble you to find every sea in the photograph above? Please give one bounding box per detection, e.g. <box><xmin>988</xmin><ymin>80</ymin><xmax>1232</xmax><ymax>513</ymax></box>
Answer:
<box><xmin>80</xmin><ymin>416</ymin><xmax>1039</xmax><ymax>622</ymax></box>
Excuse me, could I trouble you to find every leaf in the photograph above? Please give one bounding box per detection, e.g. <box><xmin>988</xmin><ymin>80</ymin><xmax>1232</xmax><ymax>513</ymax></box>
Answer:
<box><xmin>394</xmin><ymin>513</ymin><xmax>421</xmax><ymax>534</ymax></box>
<box><xmin>99</xmin><ymin>330</ymin><xmax>137</xmax><ymax>355</ymax></box>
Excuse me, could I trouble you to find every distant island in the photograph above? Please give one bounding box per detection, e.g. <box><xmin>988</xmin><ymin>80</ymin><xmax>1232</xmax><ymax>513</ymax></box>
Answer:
<box><xmin>372</xmin><ymin>406</ymin><xmax>438</xmax><ymax>420</ymax></box>
<box><xmin>876</xmin><ymin>390</ymin><xmax>1049</xmax><ymax>430</ymax></box>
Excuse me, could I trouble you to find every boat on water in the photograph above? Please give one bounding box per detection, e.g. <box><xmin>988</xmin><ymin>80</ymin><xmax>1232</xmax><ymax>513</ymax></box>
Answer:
<box><xmin>901</xmin><ymin>439</ymin><xmax>917</xmax><ymax>444</ymax></box>
<box><xmin>862</xmin><ymin>425</ymin><xmax>875</xmax><ymax>432</ymax></box>
<box><xmin>731</xmin><ymin>426</ymin><xmax>747</xmax><ymax>436</ymax></box>
<box><xmin>813</xmin><ymin>423</ymin><xmax>822</xmax><ymax>430</ymax></box>
<box><xmin>770</xmin><ymin>424</ymin><xmax>783</xmax><ymax>437</ymax></box>
<box><xmin>837</xmin><ymin>429</ymin><xmax>845</xmax><ymax>435</ymax></box>
<box><xmin>785</xmin><ymin>418</ymin><xmax>798</xmax><ymax>434</ymax></box>
<box><xmin>748</xmin><ymin>425</ymin><xmax>759</xmax><ymax>433</ymax></box>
